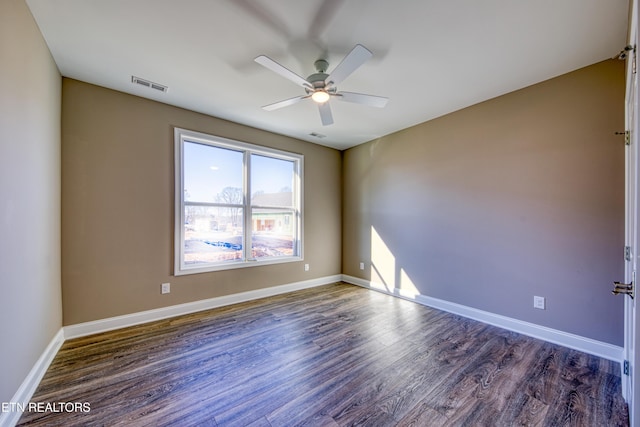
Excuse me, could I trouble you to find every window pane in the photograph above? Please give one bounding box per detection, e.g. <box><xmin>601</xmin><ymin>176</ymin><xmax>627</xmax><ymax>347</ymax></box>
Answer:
<box><xmin>251</xmin><ymin>154</ymin><xmax>294</xmax><ymax>207</ymax></box>
<box><xmin>184</xmin><ymin>141</ymin><xmax>243</xmax><ymax>203</ymax></box>
<box><xmin>184</xmin><ymin>205</ymin><xmax>243</xmax><ymax>265</ymax></box>
<box><xmin>176</xmin><ymin>128</ymin><xmax>303</xmax><ymax>274</ymax></box>
<box><xmin>251</xmin><ymin>208</ymin><xmax>295</xmax><ymax>259</ymax></box>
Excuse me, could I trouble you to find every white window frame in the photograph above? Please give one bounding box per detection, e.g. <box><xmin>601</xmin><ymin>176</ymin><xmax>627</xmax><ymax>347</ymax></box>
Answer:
<box><xmin>174</xmin><ymin>127</ymin><xmax>303</xmax><ymax>275</ymax></box>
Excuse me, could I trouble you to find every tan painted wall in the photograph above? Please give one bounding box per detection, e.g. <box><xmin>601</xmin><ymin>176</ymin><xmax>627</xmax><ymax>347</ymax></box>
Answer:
<box><xmin>343</xmin><ymin>60</ymin><xmax>625</xmax><ymax>345</ymax></box>
<box><xmin>0</xmin><ymin>0</ymin><xmax>62</xmax><ymax>403</ymax></box>
<box><xmin>61</xmin><ymin>79</ymin><xmax>342</xmax><ymax>325</ymax></box>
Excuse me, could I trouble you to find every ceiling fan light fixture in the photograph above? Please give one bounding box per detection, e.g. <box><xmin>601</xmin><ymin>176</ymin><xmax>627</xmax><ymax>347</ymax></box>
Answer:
<box><xmin>256</xmin><ymin>44</ymin><xmax>386</xmax><ymax>126</ymax></box>
<box><xmin>311</xmin><ymin>90</ymin><xmax>330</xmax><ymax>104</ymax></box>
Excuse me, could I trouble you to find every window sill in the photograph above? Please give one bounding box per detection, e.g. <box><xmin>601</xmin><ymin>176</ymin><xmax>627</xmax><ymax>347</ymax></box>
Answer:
<box><xmin>174</xmin><ymin>255</ymin><xmax>303</xmax><ymax>276</ymax></box>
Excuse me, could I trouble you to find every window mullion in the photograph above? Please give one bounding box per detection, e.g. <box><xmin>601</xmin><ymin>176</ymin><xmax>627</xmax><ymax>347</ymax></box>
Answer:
<box><xmin>296</xmin><ymin>160</ymin><xmax>302</xmax><ymax>258</ymax></box>
<box><xmin>184</xmin><ymin>201</ymin><xmax>243</xmax><ymax>209</ymax></box>
<box><xmin>244</xmin><ymin>151</ymin><xmax>253</xmax><ymax>261</ymax></box>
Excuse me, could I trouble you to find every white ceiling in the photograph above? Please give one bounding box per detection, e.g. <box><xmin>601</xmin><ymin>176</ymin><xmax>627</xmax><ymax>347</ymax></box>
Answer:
<box><xmin>26</xmin><ymin>0</ymin><xmax>629</xmax><ymax>150</ymax></box>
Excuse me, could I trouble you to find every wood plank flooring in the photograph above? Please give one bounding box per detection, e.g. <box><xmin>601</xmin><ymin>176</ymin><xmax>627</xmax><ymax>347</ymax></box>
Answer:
<box><xmin>17</xmin><ymin>283</ymin><xmax>628</xmax><ymax>426</ymax></box>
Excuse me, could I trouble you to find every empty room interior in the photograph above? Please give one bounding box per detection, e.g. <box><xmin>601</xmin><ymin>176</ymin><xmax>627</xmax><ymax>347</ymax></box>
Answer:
<box><xmin>2</xmin><ymin>0</ymin><xmax>639</xmax><ymax>426</ymax></box>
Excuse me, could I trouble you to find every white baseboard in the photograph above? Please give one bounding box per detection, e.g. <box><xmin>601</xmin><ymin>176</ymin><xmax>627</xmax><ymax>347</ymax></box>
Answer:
<box><xmin>0</xmin><ymin>329</ymin><xmax>65</xmax><ymax>427</ymax></box>
<box><xmin>342</xmin><ymin>274</ymin><xmax>624</xmax><ymax>363</ymax></box>
<box><xmin>62</xmin><ymin>273</ymin><xmax>626</xmax><ymax>361</ymax></box>
<box><xmin>64</xmin><ymin>275</ymin><xmax>342</xmax><ymax>340</ymax></box>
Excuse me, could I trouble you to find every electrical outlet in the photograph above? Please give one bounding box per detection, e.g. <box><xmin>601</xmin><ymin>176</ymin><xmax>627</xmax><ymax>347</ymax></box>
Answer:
<box><xmin>533</xmin><ymin>296</ymin><xmax>545</xmax><ymax>310</ymax></box>
<box><xmin>359</xmin><ymin>262</ymin><xmax>365</xmax><ymax>270</ymax></box>
<box><xmin>304</xmin><ymin>263</ymin><xmax>310</xmax><ymax>271</ymax></box>
<box><xmin>161</xmin><ymin>283</ymin><xmax>170</xmax><ymax>294</ymax></box>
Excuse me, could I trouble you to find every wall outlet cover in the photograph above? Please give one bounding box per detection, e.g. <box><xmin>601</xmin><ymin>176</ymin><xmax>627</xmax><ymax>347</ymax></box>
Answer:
<box><xmin>161</xmin><ymin>283</ymin><xmax>170</xmax><ymax>294</ymax></box>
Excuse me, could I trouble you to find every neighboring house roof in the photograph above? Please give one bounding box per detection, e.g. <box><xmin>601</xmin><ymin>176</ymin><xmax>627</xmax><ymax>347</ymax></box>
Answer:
<box><xmin>252</xmin><ymin>192</ymin><xmax>293</xmax><ymax>208</ymax></box>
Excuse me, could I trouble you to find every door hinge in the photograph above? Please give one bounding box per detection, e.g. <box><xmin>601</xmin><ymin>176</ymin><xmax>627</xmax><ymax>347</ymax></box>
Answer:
<box><xmin>624</xmin><ymin>360</ymin><xmax>630</xmax><ymax>376</ymax></box>
<box><xmin>612</xmin><ymin>281</ymin><xmax>634</xmax><ymax>298</ymax></box>
<box><xmin>625</xmin><ymin>246</ymin><xmax>632</xmax><ymax>262</ymax></box>
<box><xmin>616</xmin><ymin>130</ymin><xmax>631</xmax><ymax>145</ymax></box>
<box><xmin>616</xmin><ymin>45</ymin><xmax>636</xmax><ymax>73</ymax></box>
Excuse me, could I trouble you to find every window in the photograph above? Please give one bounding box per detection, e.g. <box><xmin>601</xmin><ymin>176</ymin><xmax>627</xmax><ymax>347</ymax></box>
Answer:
<box><xmin>174</xmin><ymin>128</ymin><xmax>303</xmax><ymax>275</ymax></box>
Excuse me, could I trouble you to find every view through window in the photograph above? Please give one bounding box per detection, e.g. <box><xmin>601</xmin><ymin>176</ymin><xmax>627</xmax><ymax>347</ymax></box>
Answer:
<box><xmin>175</xmin><ymin>128</ymin><xmax>303</xmax><ymax>274</ymax></box>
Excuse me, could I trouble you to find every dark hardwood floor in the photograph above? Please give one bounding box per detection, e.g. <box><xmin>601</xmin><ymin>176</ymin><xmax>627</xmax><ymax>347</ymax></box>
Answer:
<box><xmin>17</xmin><ymin>283</ymin><xmax>628</xmax><ymax>426</ymax></box>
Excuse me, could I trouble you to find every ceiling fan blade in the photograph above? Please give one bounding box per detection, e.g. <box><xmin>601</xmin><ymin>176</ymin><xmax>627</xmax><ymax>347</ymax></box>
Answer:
<box><xmin>233</xmin><ymin>0</ymin><xmax>290</xmax><ymax>39</ymax></box>
<box><xmin>262</xmin><ymin>95</ymin><xmax>309</xmax><ymax>111</ymax></box>
<box><xmin>318</xmin><ymin>102</ymin><xmax>334</xmax><ymax>126</ymax></box>
<box><xmin>325</xmin><ymin>44</ymin><xmax>372</xmax><ymax>87</ymax></box>
<box><xmin>337</xmin><ymin>91</ymin><xmax>389</xmax><ymax>108</ymax></box>
<box><xmin>255</xmin><ymin>55</ymin><xmax>312</xmax><ymax>89</ymax></box>
<box><xmin>308</xmin><ymin>0</ymin><xmax>345</xmax><ymax>40</ymax></box>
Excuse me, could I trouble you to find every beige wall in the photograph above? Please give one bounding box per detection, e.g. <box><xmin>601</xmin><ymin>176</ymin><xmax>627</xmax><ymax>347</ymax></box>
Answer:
<box><xmin>0</xmin><ymin>0</ymin><xmax>62</xmax><ymax>404</ymax></box>
<box><xmin>343</xmin><ymin>60</ymin><xmax>625</xmax><ymax>345</ymax></box>
<box><xmin>61</xmin><ymin>79</ymin><xmax>342</xmax><ymax>325</ymax></box>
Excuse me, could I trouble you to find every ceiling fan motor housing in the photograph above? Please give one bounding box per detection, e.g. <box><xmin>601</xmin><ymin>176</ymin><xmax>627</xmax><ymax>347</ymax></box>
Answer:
<box><xmin>314</xmin><ymin>59</ymin><xmax>329</xmax><ymax>73</ymax></box>
<box><xmin>306</xmin><ymin>72</ymin><xmax>331</xmax><ymax>94</ymax></box>
<box><xmin>305</xmin><ymin>59</ymin><xmax>331</xmax><ymax>94</ymax></box>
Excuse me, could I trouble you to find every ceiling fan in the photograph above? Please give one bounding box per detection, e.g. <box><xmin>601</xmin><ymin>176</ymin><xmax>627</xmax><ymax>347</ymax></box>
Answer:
<box><xmin>254</xmin><ymin>44</ymin><xmax>388</xmax><ymax>126</ymax></box>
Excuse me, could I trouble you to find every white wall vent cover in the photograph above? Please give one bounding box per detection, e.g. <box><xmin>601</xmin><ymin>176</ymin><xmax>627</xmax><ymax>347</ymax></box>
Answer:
<box><xmin>309</xmin><ymin>132</ymin><xmax>326</xmax><ymax>139</ymax></box>
<box><xmin>131</xmin><ymin>76</ymin><xmax>168</xmax><ymax>93</ymax></box>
